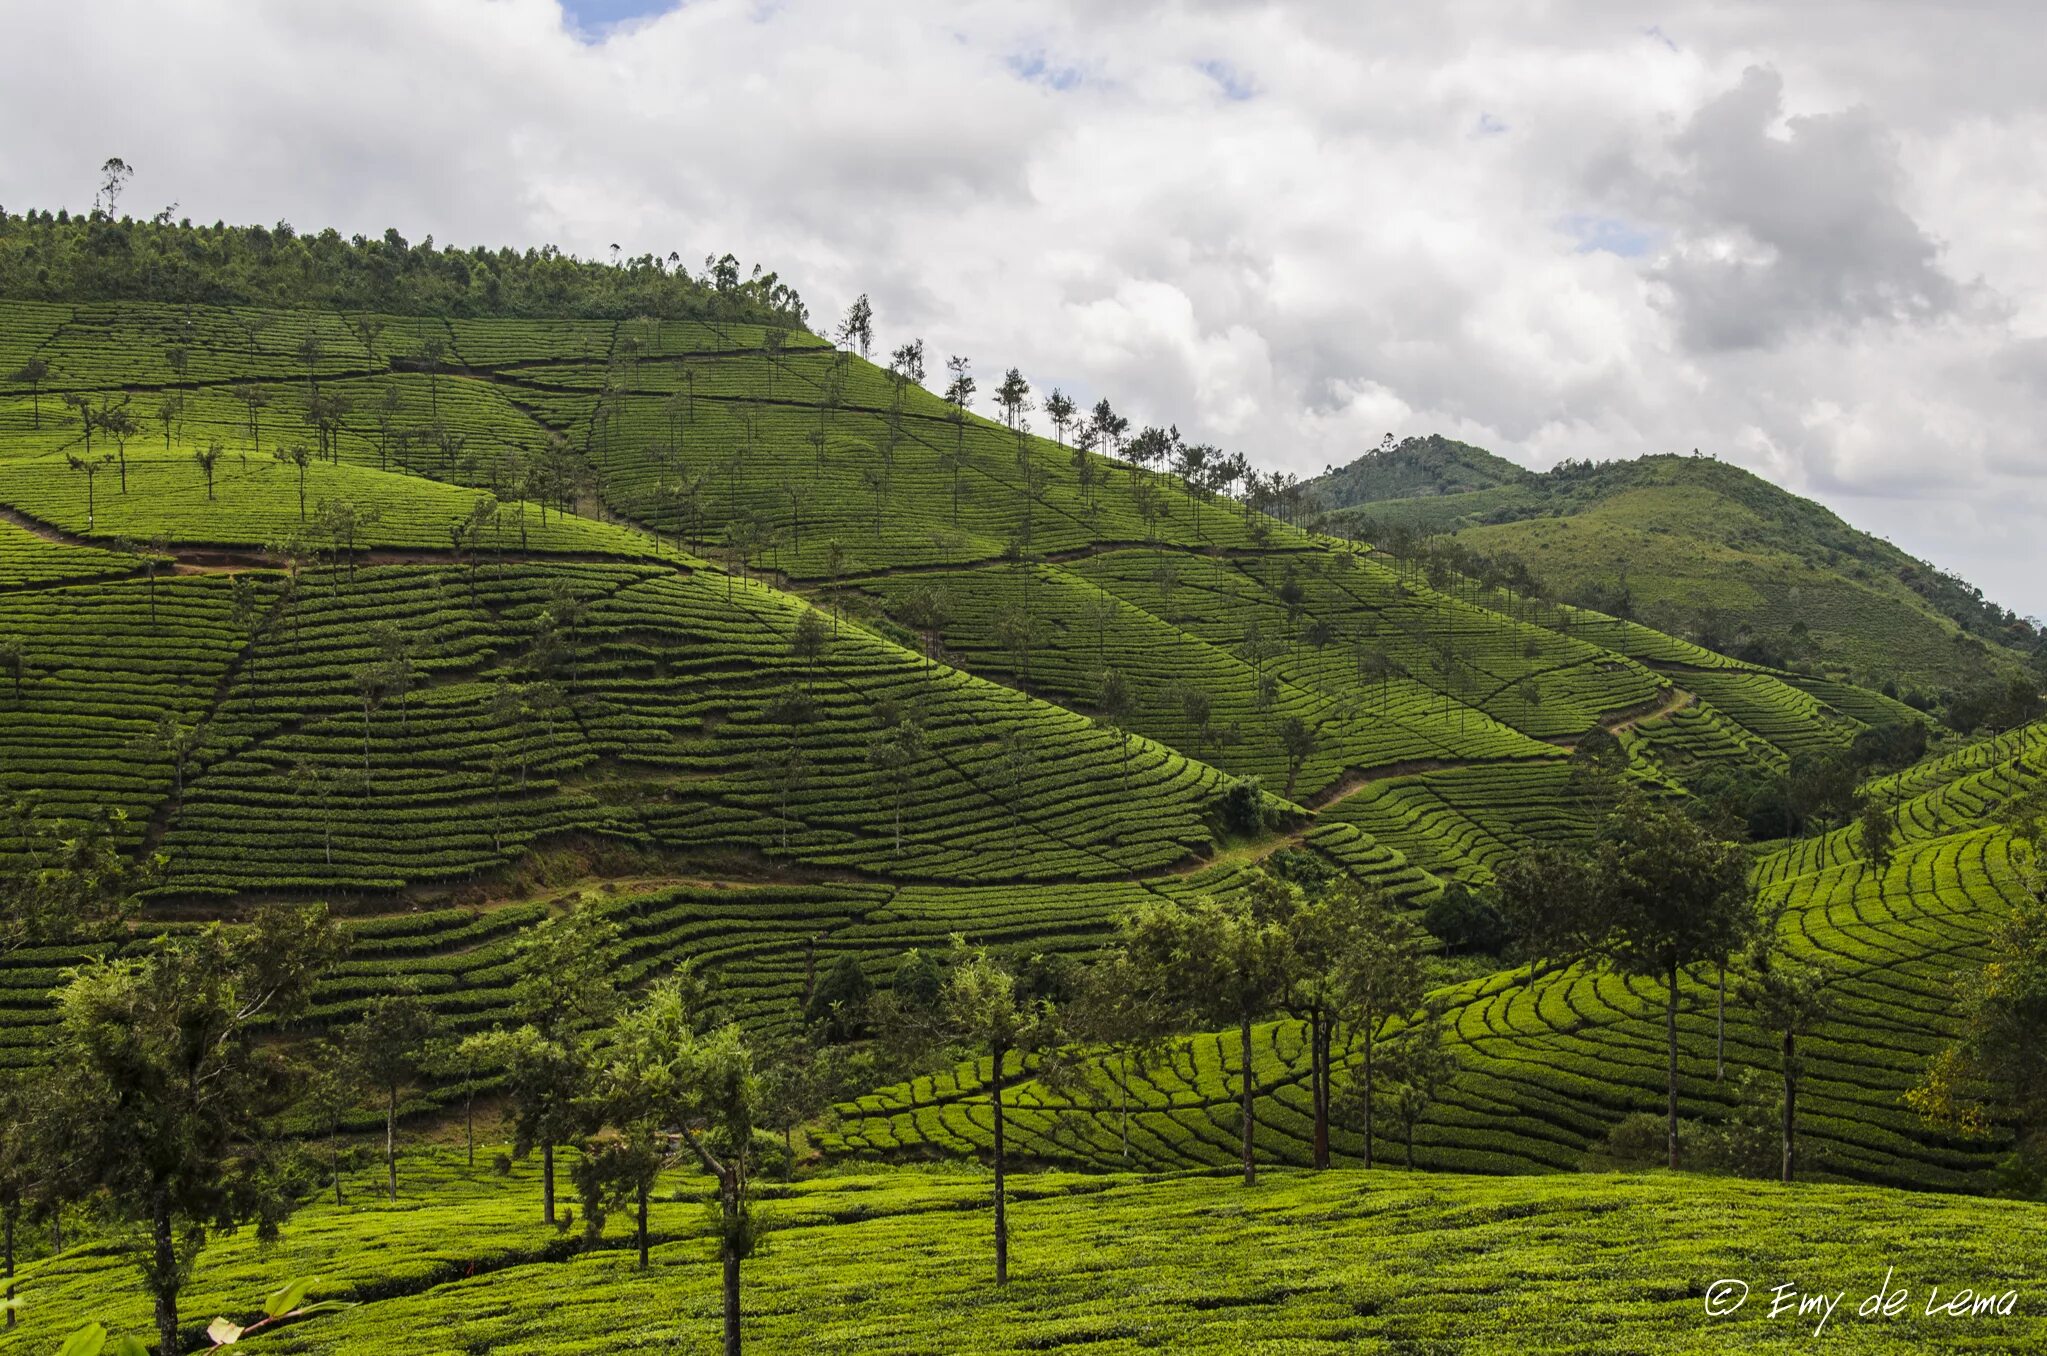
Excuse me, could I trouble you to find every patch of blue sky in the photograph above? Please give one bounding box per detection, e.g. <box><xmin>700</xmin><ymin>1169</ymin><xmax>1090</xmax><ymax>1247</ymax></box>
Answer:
<box><xmin>1006</xmin><ymin>51</ymin><xmax>1084</xmax><ymax>91</ymax></box>
<box><xmin>1561</xmin><ymin>214</ymin><xmax>1656</xmax><ymax>258</ymax></box>
<box><xmin>560</xmin><ymin>0</ymin><xmax>680</xmax><ymax>41</ymax></box>
<box><xmin>1197</xmin><ymin>59</ymin><xmax>1256</xmax><ymax>101</ymax></box>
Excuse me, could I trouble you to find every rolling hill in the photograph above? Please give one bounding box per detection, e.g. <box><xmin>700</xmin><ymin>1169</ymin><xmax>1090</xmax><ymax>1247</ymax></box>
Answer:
<box><xmin>1304</xmin><ymin>437</ymin><xmax>2044</xmax><ymax>699</ymax></box>
<box><xmin>2</xmin><ymin>213</ymin><xmax>2041</xmax><ymax>1354</ymax></box>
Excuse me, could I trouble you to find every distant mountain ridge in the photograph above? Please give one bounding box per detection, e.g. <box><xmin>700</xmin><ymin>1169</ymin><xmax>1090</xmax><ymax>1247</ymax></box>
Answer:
<box><xmin>1304</xmin><ymin>438</ymin><xmax>2045</xmax><ymax>703</ymax></box>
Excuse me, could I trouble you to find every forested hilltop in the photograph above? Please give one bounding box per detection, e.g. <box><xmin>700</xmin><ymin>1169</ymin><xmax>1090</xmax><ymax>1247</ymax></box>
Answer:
<box><xmin>1</xmin><ymin>206</ymin><xmax>2043</xmax><ymax>1355</ymax></box>
<box><xmin>0</xmin><ymin>203</ymin><xmax>808</xmax><ymax>325</ymax></box>
<box><xmin>1306</xmin><ymin>435</ymin><xmax>2046</xmax><ymax>704</ymax></box>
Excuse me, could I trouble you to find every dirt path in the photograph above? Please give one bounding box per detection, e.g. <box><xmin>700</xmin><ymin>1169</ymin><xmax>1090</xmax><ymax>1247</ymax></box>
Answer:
<box><xmin>1608</xmin><ymin>685</ymin><xmax>1697</xmax><ymax>734</ymax></box>
<box><xmin>1540</xmin><ymin>684</ymin><xmax>1697</xmax><ymax>749</ymax></box>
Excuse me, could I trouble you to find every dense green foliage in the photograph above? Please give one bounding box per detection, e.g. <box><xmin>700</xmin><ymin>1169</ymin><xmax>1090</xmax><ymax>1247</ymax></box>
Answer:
<box><xmin>0</xmin><ymin>209</ymin><xmax>807</xmax><ymax>326</ymax></box>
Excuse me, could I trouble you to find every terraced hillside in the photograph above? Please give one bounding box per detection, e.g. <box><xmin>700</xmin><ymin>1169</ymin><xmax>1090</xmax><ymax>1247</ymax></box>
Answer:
<box><xmin>827</xmin><ymin>719</ymin><xmax>2046</xmax><ymax>1190</ymax></box>
<box><xmin>1304</xmin><ymin>438</ymin><xmax>2042</xmax><ymax>695</ymax></box>
<box><xmin>0</xmin><ymin>298</ymin><xmax>1937</xmax><ymax>1053</ymax></box>
<box><xmin>4</xmin><ymin>242</ymin><xmax>2042</xmax><ymax>1356</ymax></box>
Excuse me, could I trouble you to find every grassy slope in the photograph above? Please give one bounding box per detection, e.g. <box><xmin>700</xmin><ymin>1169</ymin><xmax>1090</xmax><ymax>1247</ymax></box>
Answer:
<box><xmin>10</xmin><ymin>1151</ymin><xmax>2047</xmax><ymax>1354</ymax></box>
<box><xmin>1307</xmin><ymin>447</ymin><xmax>2031</xmax><ymax>694</ymax></box>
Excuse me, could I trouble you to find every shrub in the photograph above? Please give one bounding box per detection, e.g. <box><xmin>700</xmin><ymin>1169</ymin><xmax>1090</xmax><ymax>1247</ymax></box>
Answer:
<box><xmin>1218</xmin><ymin>777</ymin><xmax>1264</xmax><ymax>837</ymax></box>
<box><xmin>806</xmin><ymin>955</ymin><xmax>874</xmax><ymax>1041</ymax></box>
<box><xmin>1423</xmin><ymin>883</ymin><xmax>1510</xmax><ymax>955</ymax></box>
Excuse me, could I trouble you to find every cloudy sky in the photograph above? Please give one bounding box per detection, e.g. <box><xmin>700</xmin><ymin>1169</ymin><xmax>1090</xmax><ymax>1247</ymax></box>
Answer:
<box><xmin>5</xmin><ymin>0</ymin><xmax>2042</xmax><ymax>614</ymax></box>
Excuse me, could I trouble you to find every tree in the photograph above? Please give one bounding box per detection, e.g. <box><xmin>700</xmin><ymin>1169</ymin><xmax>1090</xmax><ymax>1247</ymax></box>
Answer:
<box><xmin>298</xmin><ymin>1040</ymin><xmax>361</xmax><ymax>1205</ymax></box>
<box><xmin>342</xmin><ymin>990</ymin><xmax>441</xmax><ymax>1200</ymax></box>
<box><xmin>462</xmin><ymin>907</ymin><xmax>621</xmax><ymax>1225</ymax></box>
<box><xmin>52</xmin><ymin>904</ymin><xmax>342</xmax><ymax>1356</ymax></box>
<box><xmin>275</xmin><ymin>443</ymin><xmax>313</xmax><ymax>520</ymax></box>
<box><xmin>1118</xmin><ymin>894</ymin><xmax>1290</xmax><ymax>1184</ymax></box>
<box><xmin>1331</xmin><ymin>884</ymin><xmax>1427</xmax><ymax>1168</ymax></box>
<box><xmin>1096</xmin><ymin>668</ymin><xmax>1136</xmax><ymax>790</ymax></box>
<box><xmin>348</xmin><ymin>313</ymin><xmax>386</xmax><ymax>368</ymax></box>
<box><xmin>95</xmin><ymin>399</ymin><xmax>137</xmax><ymax>493</ymax></box>
<box><xmin>1179</xmin><ymin>685</ymin><xmax>1216</xmax><ymax>759</ymax></box>
<box><xmin>230</xmin><ymin>381</ymin><xmax>269</xmax><ymax>454</ymax></box>
<box><xmin>994</xmin><ymin>367</ymin><xmax>1031</xmax><ymax>429</ymax></box>
<box><xmin>138</xmin><ymin>709</ymin><xmax>204</xmax><ymax>801</ymax></box>
<box><xmin>804</xmin><ymin>954</ymin><xmax>873</xmax><ymax>1041</ymax></box>
<box><xmin>867</xmin><ymin>701</ymin><xmax>927</xmax><ymax>854</ymax></box>
<box><xmin>940</xmin><ymin>941</ymin><xmax>1059</xmax><ymax>1285</ymax></box>
<box><xmin>0</xmin><ymin>1069</ymin><xmax>73</xmax><ymax>1328</ymax></box>
<box><xmin>1062</xmin><ymin>949</ymin><xmax>1175</xmax><ymax>1162</ymax></box>
<box><xmin>368</xmin><ymin>621</ymin><xmax>416</xmax><ymax>734</ymax></box>
<box><xmin>760</xmin><ymin>688</ymin><xmax>816</xmax><ymax>850</ymax></box>
<box><xmin>0</xmin><ymin>797</ymin><xmax>162</xmax><ymax>958</ymax></box>
<box><xmin>578</xmin><ymin>972</ymin><xmax>706</xmax><ymax>1272</ymax></box>
<box><xmin>1737</xmin><ymin>932</ymin><xmax>1831</xmax><ymax>1183</ymax></box>
<box><xmin>1596</xmin><ymin>791</ymin><xmax>1755</xmax><ymax>1169</ymax></box>
<box><xmin>622</xmin><ymin>983</ymin><xmax>769</xmax><ymax>1351</ymax></box>
<box><xmin>835</xmin><ymin>293</ymin><xmax>874</xmax><ymax>359</ymax></box>
<box><xmin>8</xmin><ymin>358</ymin><xmax>48</xmax><ymax>429</ymax></box>
<box><xmin>993</xmin><ymin>605</ymin><xmax>1050</xmax><ymax>686</ymax></box>
<box><xmin>145</xmin><ymin>384</ymin><xmax>177</xmax><ymax>448</ymax></box>
<box><xmin>1090</xmin><ymin>398</ymin><xmax>1128</xmax><ymax>468</ymax></box>
<box><xmin>1492</xmin><ymin>843</ymin><xmax>1601</xmax><ymax>987</ymax></box>
<box><xmin>1043</xmin><ymin>388</ymin><xmax>1075</xmax><ymax>446</ymax></box>
<box><xmin>94</xmin><ymin>156</ymin><xmax>133</xmax><ymax>216</ymax></box>
<box><xmin>317</xmin><ymin>498</ymin><xmax>381</xmax><ymax>585</ymax></box>
<box><xmin>66</xmin><ymin>452</ymin><xmax>114</xmax><ymax>529</ymax></box>
<box><xmin>1374</xmin><ymin>999</ymin><xmax>1457</xmax><ymax>1167</ymax></box>
<box><xmin>1858</xmin><ymin>792</ymin><xmax>1897</xmax><ymax>876</ymax></box>
<box><xmin>1278</xmin><ymin>715</ymin><xmax>1317</xmax><ymax>799</ymax></box>
<box><xmin>194</xmin><ymin>440</ymin><xmax>223</xmax><ymax>500</ymax></box>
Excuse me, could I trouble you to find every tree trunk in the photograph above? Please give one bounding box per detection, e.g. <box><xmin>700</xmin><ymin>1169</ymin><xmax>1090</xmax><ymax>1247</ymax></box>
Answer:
<box><xmin>991</xmin><ymin>1041</ymin><xmax>1009</xmax><ymax>1286</ymax></box>
<box><xmin>4</xmin><ymin>1200</ymin><xmax>15</xmax><ymax>1331</ymax></box>
<box><xmin>543</xmin><ymin>1142</ymin><xmax>556</xmax><ymax>1224</ymax></box>
<box><xmin>1666</xmin><ymin>958</ymin><xmax>1681</xmax><ymax>1171</ymax></box>
<box><xmin>386</xmin><ymin>1085</ymin><xmax>399</xmax><ymax>1200</ymax></box>
<box><xmin>637</xmin><ymin>1179</ymin><xmax>650</xmax><ymax>1270</ymax></box>
<box><xmin>1311</xmin><ymin>1011</ymin><xmax>1331</xmax><ymax>1170</ymax></box>
<box><xmin>466</xmin><ymin>1089</ymin><xmax>475</xmax><ymax>1167</ymax></box>
<box><xmin>1363</xmin><ymin>1010</ymin><xmax>1376</xmax><ymax>1169</ymax></box>
<box><xmin>1782</xmin><ymin>1030</ymin><xmax>1797</xmax><ymax>1184</ymax></box>
<box><xmin>153</xmin><ymin>1201</ymin><xmax>180</xmax><ymax>1356</ymax></box>
<box><xmin>721</xmin><ymin>1222</ymin><xmax>742</xmax><ymax>1355</ymax></box>
<box><xmin>1239</xmin><ymin>1015</ymin><xmax>1256</xmax><ymax>1187</ymax></box>
<box><xmin>1716</xmin><ymin>963</ymin><xmax>1726</xmax><ymax>1081</ymax></box>
<box><xmin>1119</xmin><ymin>1054</ymin><xmax>1131</xmax><ymax>1162</ymax></box>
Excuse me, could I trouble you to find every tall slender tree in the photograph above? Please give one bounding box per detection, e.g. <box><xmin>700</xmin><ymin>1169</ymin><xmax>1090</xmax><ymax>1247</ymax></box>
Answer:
<box><xmin>461</xmin><ymin>907</ymin><xmax>622</xmax><ymax>1224</ymax></box>
<box><xmin>941</xmin><ymin>941</ymin><xmax>1060</xmax><ymax>1286</ymax></box>
<box><xmin>1596</xmin><ymin>791</ymin><xmax>1754</xmax><ymax>1169</ymax></box>
<box><xmin>342</xmin><ymin>991</ymin><xmax>441</xmax><ymax>1200</ymax></box>
<box><xmin>8</xmin><ymin>358</ymin><xmax>48</xmax><ymax>429</ymax></box>
<box><xmin>1118</xmin><ymin>894</ymin><xmax>1290</xmax><ymax>1185</ymax></box>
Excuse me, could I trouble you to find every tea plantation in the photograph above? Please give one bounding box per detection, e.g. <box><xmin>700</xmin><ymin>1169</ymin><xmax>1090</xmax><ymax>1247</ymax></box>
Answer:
<box><xmin>10</xmin><ymin>1152</ymin><xmax>2047</xmax><ymax>1354</ymax></box>
<box><xmin>2</xmin><ymin>291</ymin><xmax>2040</xmax><ymax>1354</ymax></box>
